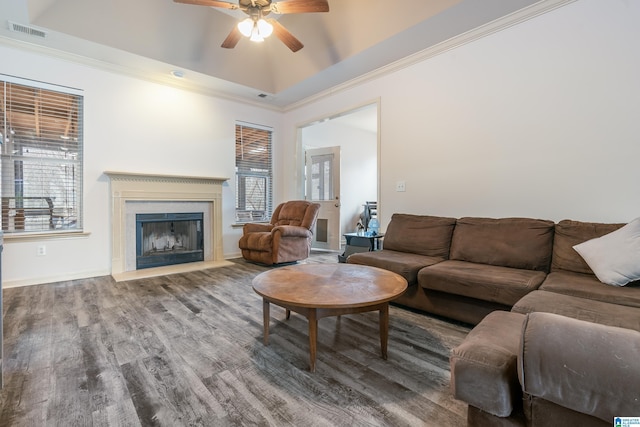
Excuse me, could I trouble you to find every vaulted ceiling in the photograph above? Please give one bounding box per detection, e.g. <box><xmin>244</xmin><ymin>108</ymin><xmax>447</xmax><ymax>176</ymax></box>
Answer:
<box><xmin>0</xmin><ymin>0</ymin><xmax>549</xmax><ymax>108</ymax></box>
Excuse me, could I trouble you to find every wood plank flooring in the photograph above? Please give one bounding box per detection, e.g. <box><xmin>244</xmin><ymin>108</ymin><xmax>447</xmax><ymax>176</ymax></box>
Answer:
<box><xmin>0</xmin><ymin>252</ymin><xmax>471</xmax><ymax>426</ymax></box>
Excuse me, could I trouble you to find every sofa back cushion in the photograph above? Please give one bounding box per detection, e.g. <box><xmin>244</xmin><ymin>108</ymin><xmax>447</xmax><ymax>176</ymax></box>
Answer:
<box><xmin>271</xmin><ymin>200</ymin><xmax>320</xmax><ymax>230</ymax></box>
<box><xmin>383</xmin><ymin>214</ymin><xmax>457</xmax><ymax>258</ymax></box>
<box><xmin>449</xmin><ymin>217</ymin><xmax>555</xmax><ymax>271</ymax></box>
<box><xmin>551</xmin><ymin>219</ymin><xmax>624</xmax><ymax>274</ymax></box>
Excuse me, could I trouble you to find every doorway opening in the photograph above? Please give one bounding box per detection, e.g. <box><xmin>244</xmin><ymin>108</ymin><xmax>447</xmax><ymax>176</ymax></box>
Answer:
<box><xmin>297</xmin><ymin>101</ymin><xmax>379</xmax><ymax>251</ymax></box>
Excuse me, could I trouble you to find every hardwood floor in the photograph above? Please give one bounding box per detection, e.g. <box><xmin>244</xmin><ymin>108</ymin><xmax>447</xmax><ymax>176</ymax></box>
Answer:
<box><xmin>0</xmin><ymin>252</ymin><xmax>470</xmax><ymax>426</ymax></box>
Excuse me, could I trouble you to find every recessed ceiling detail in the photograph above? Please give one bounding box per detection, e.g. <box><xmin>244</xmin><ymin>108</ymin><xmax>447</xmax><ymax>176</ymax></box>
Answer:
<box><xmin>0</xmin><ymin>0</ymin><xmax>571</xmax><ymax>108</ymax></box>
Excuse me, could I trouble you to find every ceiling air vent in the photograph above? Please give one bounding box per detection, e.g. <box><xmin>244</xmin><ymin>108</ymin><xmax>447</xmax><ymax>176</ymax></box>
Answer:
<box><xmin>8</xmin><ymin>21</ymin><xmax>47</xmax><ymax>39</ymax></box>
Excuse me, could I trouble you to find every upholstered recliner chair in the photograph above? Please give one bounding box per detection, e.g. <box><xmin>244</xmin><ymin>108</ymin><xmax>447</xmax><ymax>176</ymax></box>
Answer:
<box><xmin>239</xmin><ymin>200</ymin><xmax>321</xmax><ymax>265</ymax></box>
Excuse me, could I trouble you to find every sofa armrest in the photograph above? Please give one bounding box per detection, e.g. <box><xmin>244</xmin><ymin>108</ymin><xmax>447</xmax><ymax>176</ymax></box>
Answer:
<box><xmin>243</xmin><ymin>223</ymin><xmax>273</xmax><ymax>233</ymax></box>
<box><xmin>518</xmin><ymin>312</ymin><xmax>640</xmax><ymax>423</ymax></box>
<box><xmin>273</xmin><ymin>225</ymin><xmax>312</xmax><ymax>238</ymax></box>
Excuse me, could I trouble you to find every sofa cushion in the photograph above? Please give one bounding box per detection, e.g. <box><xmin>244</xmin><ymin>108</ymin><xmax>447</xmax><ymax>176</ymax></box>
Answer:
<box><xmin>551</xmin><ymin>219</ymin><xmax>624</xmax><ymax>274</ymax></box>
<box><xmin>382</xmin><ymin>214</ymin><xmax>456</xmax><ymax>258</ymax></box>
<box><xmin>519</xmin><ymin>312</ymin><xmax>640</xmax><ymax>423</ymax></box>
<box><xmin>541</xmin><ymin>271</ymin><xmax>640</xmax><ymax>309</ymax></box>
<box><xmin>512</xmin><ymin>290</ymin><xmax>640</xmax><ymax>331</ymax></box>
<box><xmin>420</xmin><ymin>260</ymin><xmax>547</xmax><ymax>306</ymax></box>
<box><xmin>347</xmin><ymin>249</ymin><xmax>443</xmax><ymax>285</ymax></box>
<box><xmin>450</xmin><ymin>311</ymin><xmax>526</xmax><ymax>417</ymax></box>
<box><xmin>572</xmin><ymin>217</ymin><xmax>640</xmax><ymax>286</ymax></box>
<box><xmin>449</xmin><ymin>217</ymin><xmax>554</xmax><ymax>271</ymax></box>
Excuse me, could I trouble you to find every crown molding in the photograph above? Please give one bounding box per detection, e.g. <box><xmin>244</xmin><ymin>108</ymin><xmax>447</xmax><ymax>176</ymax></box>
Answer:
<box><xmin>1</xmin><ymin>0</ymin><xmax>576</xmax><ymax>112</ymax></box>
<box><xmin>0</xmin><ymin>34</ymin><xmax>281</xmax><ymax>111</ymax></box>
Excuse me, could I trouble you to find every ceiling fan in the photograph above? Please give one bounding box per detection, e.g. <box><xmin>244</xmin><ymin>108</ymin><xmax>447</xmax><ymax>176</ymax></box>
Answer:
<box><xmin>173</xmin><ymin>0</ymin><xmax>330</xmax><ymax>52</ymax></box>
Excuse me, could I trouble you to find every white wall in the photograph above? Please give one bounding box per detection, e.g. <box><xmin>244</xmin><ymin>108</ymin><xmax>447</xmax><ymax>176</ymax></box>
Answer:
<box><xmin>1</xmin><ymin>45</ymin><xmax>282</xmax><ymax>286</ymax></box>
<box><xmin>282</xmin><ymin>0</ymin><xmax>640</xmax><ymax>230</ymax></box>
<box><xmin>3</xmin><ymin>0</ymin><xmax>639</xmax><ymax>286</ymax></box>
<box><xmin>301</xmin><ymin>119</ymin><xmax>377</xmax><ymax>237</ymax></box>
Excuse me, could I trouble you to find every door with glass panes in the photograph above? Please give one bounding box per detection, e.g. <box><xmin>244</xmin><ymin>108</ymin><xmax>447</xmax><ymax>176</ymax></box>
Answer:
<box><xmin>305</xmin><ymin>146</ymin><xmax>340</xmax><ymax>250</ymax></box>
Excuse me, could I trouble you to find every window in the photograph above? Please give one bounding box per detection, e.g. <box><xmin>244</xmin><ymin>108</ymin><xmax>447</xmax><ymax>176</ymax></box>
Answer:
<box><xmin>1</xmin><ymin>76</ymin><xmax>83</xmax><ymax>234</ymax></box>
<box><xmin>309</xmin><ymin>153</ymin><xmax>334</xmax><ymax>201</ymax></box>
<box><xmin>235</xmin><ymin>122</ymin><xmax>272</xmax><ymax>223</ymax></box>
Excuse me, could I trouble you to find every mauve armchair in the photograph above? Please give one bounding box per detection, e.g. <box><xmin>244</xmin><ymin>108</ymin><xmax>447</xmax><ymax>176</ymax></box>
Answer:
<box><xmin>238</xmin><ymin>200</ymin><xmax>320</xmax><ymax>265</ymax></box>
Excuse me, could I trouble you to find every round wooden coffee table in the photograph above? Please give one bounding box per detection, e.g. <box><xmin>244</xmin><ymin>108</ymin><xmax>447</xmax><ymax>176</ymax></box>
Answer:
<box><xmin>252</xmin><ymin>263</ymin><xmax>408</xmax><ymax>372</ymax></box>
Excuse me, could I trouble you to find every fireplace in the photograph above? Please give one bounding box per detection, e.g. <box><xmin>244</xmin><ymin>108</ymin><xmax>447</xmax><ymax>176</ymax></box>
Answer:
<box><xmin>136</xmin><ymin>212</ymin><xmax>204</xmax><ymax>269</ymax></box>
<box><xmin>105</xmin><ymin>171</ymin><xmax>230</xmax><ymax>281</ymax></box>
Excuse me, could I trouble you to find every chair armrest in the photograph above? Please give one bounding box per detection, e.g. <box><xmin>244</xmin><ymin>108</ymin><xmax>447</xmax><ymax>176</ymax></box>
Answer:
<box><xmin>273</xmin><ymin>225</ymin><xmax>312</xmax><ymax>238</ymax></box>
<box><xmin>518</xmin><ymin>312</ymin><xmax>640</xmax><ymax>423</ymax></box>
<box><xmin>243</xmin><ymin>223</ymin><xmax>273</xmax><ymax>233</ymax></box>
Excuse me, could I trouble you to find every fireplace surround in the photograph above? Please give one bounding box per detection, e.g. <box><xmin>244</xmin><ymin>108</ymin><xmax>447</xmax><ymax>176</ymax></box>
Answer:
<box><xmin>105</xmin><ymin>171</ymin><xmax>229</xmax><ymax>281</ymax></box>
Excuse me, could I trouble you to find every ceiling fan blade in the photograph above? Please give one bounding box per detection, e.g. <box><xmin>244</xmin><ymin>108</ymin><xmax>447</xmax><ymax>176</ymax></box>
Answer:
<box><xmin>269</xmin><ymin>19</ymin><xmax>303</xmax><ymax>52</ymax></box>
<box><xmin>270</xmin><ymin>0</ymin><xmax>329</xmax><ymax>14</ymax></box>
<box><xmin>221</xmin><ymin>26</ymin><xmax>242</xmax><ymax>49</ymax></box>
<box><xmin>173</xmin><ymin>0</ymin><xmax>239</xmax><ymax>9</ymax></box>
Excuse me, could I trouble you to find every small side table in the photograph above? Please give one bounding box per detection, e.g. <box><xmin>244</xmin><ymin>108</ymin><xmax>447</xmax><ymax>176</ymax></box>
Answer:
<box><xmin>344</xmin><ymin>232</ymin><xmax>384</xmax><ymax>250</ymax></box>
<box><xmin>339</xmin><ymin>232</ymin><xmax>384</xmax><ymax>262</ymax></box>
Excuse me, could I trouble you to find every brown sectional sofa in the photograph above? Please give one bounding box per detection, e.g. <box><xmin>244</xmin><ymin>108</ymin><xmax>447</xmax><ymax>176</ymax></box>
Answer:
<box><xmin>347</xmin><ymin>214</ymin><xmax>640</xmax><ymax>426</ymax></box>
<box><xmin>348</xmin><ymin>214</ymin><xmax>556</xmax><ymax>325</ymax></box>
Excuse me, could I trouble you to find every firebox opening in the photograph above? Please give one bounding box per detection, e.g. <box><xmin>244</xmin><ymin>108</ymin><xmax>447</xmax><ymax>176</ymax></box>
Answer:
<box><xmin>136</xmin><ymin>212</ymin><xmax>204</xmax><ymax>269</ymax></box>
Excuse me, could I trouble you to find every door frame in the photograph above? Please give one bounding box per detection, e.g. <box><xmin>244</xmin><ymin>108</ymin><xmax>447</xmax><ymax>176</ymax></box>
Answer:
<box><xmin>295</xmin><ymin>99</ymin><xmax>381</xmax><ymax>248</ymax></box>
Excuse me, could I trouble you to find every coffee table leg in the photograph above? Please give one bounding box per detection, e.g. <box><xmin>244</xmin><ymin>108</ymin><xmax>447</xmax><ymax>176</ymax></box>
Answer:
<box><xmin>308</xmin><ymin>309</ymin><xmax>318</xmax><ymax>372</ymax></box>
<box><xmin>380</xmin><ymin>303</ymin><xmax>389</xmax><ymax>360</ymax></box>
<box><xmin>263</xmin><ymin>299</ymin><xmax>270</xmax><ymax>345</ymax></box>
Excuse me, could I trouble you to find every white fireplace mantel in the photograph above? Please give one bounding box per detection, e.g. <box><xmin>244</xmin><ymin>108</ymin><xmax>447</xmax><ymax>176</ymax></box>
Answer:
<box><xmin>105</xmin><ymin>171</ymin><xmax>229</xmax><ymax>280</ymax></box>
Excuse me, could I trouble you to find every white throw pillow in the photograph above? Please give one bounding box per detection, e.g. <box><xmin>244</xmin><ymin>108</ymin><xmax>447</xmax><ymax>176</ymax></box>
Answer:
<box><xmin>573</xmin><ymin>217</ymin><xmax>640</xmax><ymax>286</ymax></box>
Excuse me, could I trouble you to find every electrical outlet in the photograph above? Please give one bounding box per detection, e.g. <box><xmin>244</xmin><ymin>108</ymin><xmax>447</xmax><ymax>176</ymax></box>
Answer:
<box><xmin>37</xmin><ymin>245</ymin><xmax>46</xmax><ymax>256</ymax></box>
<box><xmin>396</xmin><ymin>181</ymin><xmax>406</xmax><ymax>192</ymax></box>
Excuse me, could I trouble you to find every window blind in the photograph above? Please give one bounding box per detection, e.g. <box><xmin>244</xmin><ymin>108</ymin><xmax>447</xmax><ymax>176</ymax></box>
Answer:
<box><xmin>235</xmin><ymin>122</ymin><xmax>273</xmax><ymax>223</ymax></box>
<box><xmin>1</xmin><ymin>77</ymin><xmax>83</xmax><ymax>233</ymax></box>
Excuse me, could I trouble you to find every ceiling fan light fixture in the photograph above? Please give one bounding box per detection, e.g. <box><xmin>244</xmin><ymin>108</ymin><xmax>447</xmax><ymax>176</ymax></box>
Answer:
<box><xmin>257</xmin><ymin>19</ymin><xmax>273</xmax><ymax>38</ymax></box>
<box><xmin>238</xmin><ymin>18</ymin><xmax>254</xmax><ymax>37</ymax></box>
<box><xmin>240</xmin><ymin>16</ymin><xmax>272</xmax><ymax>43</ymax></box>
<box><xmin>177</xmin><ymin>0</ymin><xmax>329</xmax><ymax>52</ymax></box>
<box><xmin>250</xmin><ymin>25</ymin><xmax>264</xmax><ymax>42</ymax></box>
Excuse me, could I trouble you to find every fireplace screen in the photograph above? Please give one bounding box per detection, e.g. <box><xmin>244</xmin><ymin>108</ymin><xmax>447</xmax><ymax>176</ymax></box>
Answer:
<box><xmin>136</xmin><ymin>212</ymin><xmax>204</xmax><ymax>269</ymax></box>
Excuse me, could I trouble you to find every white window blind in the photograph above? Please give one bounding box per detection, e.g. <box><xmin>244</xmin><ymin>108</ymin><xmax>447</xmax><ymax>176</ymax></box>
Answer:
<box><xmin>1</xmin><ymin>76</ymin><xmax>83</xmax><ymax>234</ymax></box>
<box><xmin>235</xmin><ymin>122</ymin><xmax>272</xmax><ymax>223</ymax></box>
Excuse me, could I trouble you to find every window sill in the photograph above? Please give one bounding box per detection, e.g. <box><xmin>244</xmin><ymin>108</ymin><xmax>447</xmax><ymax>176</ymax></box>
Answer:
<box><xmin>2</xmin><ymin>230</ymin><xmax>91</xmax><ymax>243</ymax></box>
